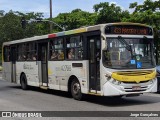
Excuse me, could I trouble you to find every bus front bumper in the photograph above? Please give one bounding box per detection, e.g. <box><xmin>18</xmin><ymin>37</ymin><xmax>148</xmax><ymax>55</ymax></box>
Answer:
<box><xmin>102</xmin><ymin>78</ymin><xmax>157</xmax><ymax>96</ymax></box>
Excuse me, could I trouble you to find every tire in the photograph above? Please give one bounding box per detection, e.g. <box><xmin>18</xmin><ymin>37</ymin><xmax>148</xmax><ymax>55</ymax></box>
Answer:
<box><xmin>157</xmin><ymin>78</ymin><xmax>160</xmax><ymax>93</ymax></box>
<box><xmin>20</xmin><ymin>74</ymin><xmax>28</xmax><ymax>90</ymax></box>
<box><xmin>71</xmin><ymin>80</ymin><xmax>83</xmax><ymax>100</ymax></box>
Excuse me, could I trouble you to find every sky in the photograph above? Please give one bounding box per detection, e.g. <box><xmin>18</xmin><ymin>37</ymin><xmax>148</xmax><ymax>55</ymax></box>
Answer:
<box><xmin>0</xmin><ymin>0</ymin><xmax>150</xmax><ymax>18</ymax></box>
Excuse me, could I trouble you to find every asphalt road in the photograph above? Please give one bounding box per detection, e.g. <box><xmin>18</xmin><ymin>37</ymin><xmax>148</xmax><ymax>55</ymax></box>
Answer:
<box><xmin>0</xmin><ymin>75</ymin><xmax>160</xmax><ymax>120</ymax></box>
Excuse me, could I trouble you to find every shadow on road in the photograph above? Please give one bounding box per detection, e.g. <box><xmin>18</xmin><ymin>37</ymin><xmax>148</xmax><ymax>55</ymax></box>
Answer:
<box><xmin>7</xmin><ymin>85</ymin><xmax>160</xmax><ymax>107</ymax></box>
<box><xmin>84</xmin><ymin>95</ymin><xmax>160</xmax><ymax>107</ymax></box>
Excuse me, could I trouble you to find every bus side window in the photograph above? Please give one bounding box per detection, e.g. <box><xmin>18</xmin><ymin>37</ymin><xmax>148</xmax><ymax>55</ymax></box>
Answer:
<box><xmin>58</xmin><ymin>50</ymin><xmax>64</xmax><ymax>60</ymax></box>
<box><xmin>50</xmin><ymin>38</ymin><xmax>64</xmax><ymax>60</ymax></box>
<box><xmin>66</xmin><ymin>36</ymin><xmax>83</xmax><ymax>60</ymax></box>
<box><xmin>32</xmin><ymin>52</ymin><xmax>37</xmax><ymax>60</ymax></box>
<box><xmin>4</xmin><ymin>46</ymin><xmax>10</xmax><ymax>62</ymax></box>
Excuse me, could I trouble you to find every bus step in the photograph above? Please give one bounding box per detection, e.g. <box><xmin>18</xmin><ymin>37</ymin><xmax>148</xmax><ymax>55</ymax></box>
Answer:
<box><xmin>88</xmin><ymin>90</ymin><xmax>101</xmax><ymax>96</ymax></box>
<box><xmin>40</xmin><ymin>86</ymin><xmax>48</xmax><ymax>90</ymax></box>
<box><xmin>88</xmin><ymin>92</ymin><xmax>101</xmax><ymax>96</ymax></box>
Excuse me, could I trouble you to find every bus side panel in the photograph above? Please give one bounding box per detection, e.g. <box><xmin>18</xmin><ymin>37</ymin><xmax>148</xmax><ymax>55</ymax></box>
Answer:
<box><xmin>25</xmin><ymin>62</ymin><xmax>39</xmax><ymax>87</ymax></box>
<box><xmin>16</xmin><ymin>62</ymin><xmax>39</xmax><ymax>86</ymax></box>
<box><xmin>2</xmin><ymin>62</ymin><xmax>12</xmax><ymax>82</ymax></box>
<box><xmin>71</xmin><ymin>61</ymin><xmax>89</xmax><ymax>94</ymax></box>
<box><xmin>48</xmin><ymin>60</ymin><xmax>89</xmax><ymax>94</ymax></box>
<box><xmin>48</xmin><ymin>61</ymin><xmax>60</xmax><ymax>90</ymax></box>
<box><xmin>16</xmin><ymin>62</ymin><xmax>22</xmax><ymax>84</ymax></box>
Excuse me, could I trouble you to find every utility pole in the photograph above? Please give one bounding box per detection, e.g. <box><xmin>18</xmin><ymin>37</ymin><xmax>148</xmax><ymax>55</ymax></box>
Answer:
<box><xmin>50</xmin><ymin>0</ymin><xmax>53</xmax><ymax>33</ymax></box>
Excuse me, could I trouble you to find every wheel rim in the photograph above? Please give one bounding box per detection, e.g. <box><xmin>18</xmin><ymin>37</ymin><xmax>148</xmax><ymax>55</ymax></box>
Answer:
<box><xmin>72</xmin><ymin>82</ymin><xmax>80</xmax><ymax>95</ymax></box>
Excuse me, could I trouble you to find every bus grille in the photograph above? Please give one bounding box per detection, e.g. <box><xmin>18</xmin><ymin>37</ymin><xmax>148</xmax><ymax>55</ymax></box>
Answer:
<box><xmin>122</xmin><ymin>80</ymin><xmax>150</xmax><ymax>84</ymax></box>
<box><xmin>124</xmin><ymin>86</ymin><xmax>148</xmax><ymax>92</ymax></box>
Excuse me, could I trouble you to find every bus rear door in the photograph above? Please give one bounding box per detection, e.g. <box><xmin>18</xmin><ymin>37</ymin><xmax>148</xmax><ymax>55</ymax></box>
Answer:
<box><xmin>38</xmin><ymin>42</ymin><xmax>48</xmax><ymax>87</ymax></box>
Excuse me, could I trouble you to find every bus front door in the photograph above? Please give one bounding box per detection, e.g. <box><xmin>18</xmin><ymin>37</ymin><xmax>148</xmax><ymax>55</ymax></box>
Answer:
<box><xmin>88</xmin><ymin>36</ymin><xmax>101</xmax><ymax>92</ymax></box>
<box><xmin>11</xmin><ymin>46</ymin><xmax>16</xmax><ymax>83</ymax></box>
<box><xmin>39</xmin><ymin>43</ymin><xmax>48</xmax><ymax>87</ymax></box>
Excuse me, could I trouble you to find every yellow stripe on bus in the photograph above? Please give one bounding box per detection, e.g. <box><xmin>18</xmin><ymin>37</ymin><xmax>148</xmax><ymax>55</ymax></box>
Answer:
<box><xmin>111</xmin><ymin>70</ymin><xmax>156</xmax><ymax>83</ymax></box>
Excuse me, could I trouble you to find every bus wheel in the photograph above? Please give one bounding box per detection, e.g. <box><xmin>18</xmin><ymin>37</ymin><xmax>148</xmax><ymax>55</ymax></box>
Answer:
<box><xmin>157</xmin><ymin>81</ymin><xmax>160</xmax><ymax>93</ymax></box>
<box><xmin>20</xmin><ymin>74</ymin><xmax>28</xmax><ymax>90</ymax></box>
<box><xmin>71</xmin><ymin>80</ymin><xmax>82</xmax><ymax>100</ymax></box>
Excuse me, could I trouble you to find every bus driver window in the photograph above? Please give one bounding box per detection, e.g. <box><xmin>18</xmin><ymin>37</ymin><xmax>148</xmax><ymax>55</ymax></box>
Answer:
<box><xmin>110</xmin><ymin>42</ymin><xmax>119</xmax><ymax>60</ymax></box>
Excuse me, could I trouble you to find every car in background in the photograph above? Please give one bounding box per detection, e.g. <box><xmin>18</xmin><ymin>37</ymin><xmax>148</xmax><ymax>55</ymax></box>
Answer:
<box><xmin>156</xmin><ymin>66</ymin><xmax>160</xmax><ymax>93</ymax></box>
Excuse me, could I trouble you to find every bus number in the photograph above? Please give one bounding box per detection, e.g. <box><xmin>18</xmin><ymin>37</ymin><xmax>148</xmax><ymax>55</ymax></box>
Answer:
<box><xmin>61</xmin><ymin>65</ymin><xmax>71</xmax><ymax>71</ymax></box>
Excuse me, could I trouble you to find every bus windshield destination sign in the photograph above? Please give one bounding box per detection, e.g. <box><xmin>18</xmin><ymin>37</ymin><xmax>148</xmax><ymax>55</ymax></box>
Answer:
<box><xmin>105</xmin><ymin>25</ymin><xmax>152</xmax><ymax>35</ymax></box>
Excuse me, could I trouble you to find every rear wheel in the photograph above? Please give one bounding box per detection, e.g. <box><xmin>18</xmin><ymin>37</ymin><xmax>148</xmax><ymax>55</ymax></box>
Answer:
<box><xmin>71</xmin><ymin>80</ymin><xmax>83</xmax><ymax>100</ymax></box>
<box><xmin>20</xmin><ymin>74</ymin><xmax>28</xmax><ymax>90</ymax></box>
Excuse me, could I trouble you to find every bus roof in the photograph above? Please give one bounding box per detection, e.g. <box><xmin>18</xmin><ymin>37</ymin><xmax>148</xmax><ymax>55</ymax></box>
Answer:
<box><xmin>3</xmin><ymin>22</ymin><xmax>152</xmax><ymax>46</ymax></box>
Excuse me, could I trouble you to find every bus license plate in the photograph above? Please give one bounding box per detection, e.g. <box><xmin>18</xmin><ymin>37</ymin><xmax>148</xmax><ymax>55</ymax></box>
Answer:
<box><xmin>132</xmin><ymin>86</ymin><xmax>141</xmax><ymax>90</ymax></box>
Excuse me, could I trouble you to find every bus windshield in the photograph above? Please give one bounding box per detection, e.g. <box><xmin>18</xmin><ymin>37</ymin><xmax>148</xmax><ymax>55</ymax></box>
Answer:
<box><xmin>103</xmin><ymin>37</ymin><xmax>156</xmax><ymax>69</ymax></box>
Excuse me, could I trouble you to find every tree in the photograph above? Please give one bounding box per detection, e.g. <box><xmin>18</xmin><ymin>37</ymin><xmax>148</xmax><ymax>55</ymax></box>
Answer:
<box><xmin>129</xmin><ymin>0</ymin><xmax>160</xmax><ymax>13</ymax></box>
<box><xmin>0</xmin><ymin>10</ymin><xmax>46</xmax><ymax>64</ymax></box>
<box><xmin>0</xmin><ymin>10</ymin><xmax>4</xmax><ymax>16</ymax></box>
<box><xmin>93</xmin><ymin>2</ymin><xmax>130</xmax><ymax>24</ymax></box>
<box><xmin>126</xmin><ymin>0</ymin><xmax>160</xmax><ymax>26</ymax></box>
<box><xmin>52</xmin><ymin>9</ymin><xmax>97</xmax><ymax>31</ymax></box>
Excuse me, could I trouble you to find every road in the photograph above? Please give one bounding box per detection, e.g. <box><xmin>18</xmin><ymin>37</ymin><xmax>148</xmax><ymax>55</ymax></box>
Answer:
<box><xmin>0</xmin><ymin>76</ymin><xmax>160</xmax><ymax>120</ymax></box>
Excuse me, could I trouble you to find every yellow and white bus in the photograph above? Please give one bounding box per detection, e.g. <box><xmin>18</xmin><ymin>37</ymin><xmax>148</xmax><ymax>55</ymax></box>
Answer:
<box><xmin>2</xmin><ymin>22</ymin><xmax>157</xmax><ymax>100</ymax></box>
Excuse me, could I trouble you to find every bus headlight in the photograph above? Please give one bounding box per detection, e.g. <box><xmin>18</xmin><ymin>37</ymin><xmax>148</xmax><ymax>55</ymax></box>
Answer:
<box><xmin>150</xmin><ymin>78</ymin><xmax>156</xmax><ymax>84</ymax></box>
<box><xmin>150</xmin><ymin>80</ymin><xmax>154</xmax><ymax>84</ymax></box>
<box><xmin>111</xmin><ymin>79</ymin><xmax>121</xmax><ymax>85</ymax></box>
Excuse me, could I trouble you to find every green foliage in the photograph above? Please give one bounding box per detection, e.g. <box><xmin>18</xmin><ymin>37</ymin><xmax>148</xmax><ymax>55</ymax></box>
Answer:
<box><xmin>0</xmin><ymin>11</ymin><xmax>46</xmax><ymax>64</ymax></box>
<box><xmin>52</xmin><ymin>9</ymin><xmax>96</xmax><ymax>31</ymax></box>
<box><xmin>93</xmin><ymin>2</ymin><xmax>130</xmax><ymax>24</ymax></box>
<box><xmin>0</xmin><ymin>10</ymin><xmax>4</xmax><ymax>16</ymax></box>
<box><xmin>130</xmin><ymin>0</ymin><xmax>160</xmax><ymax>13</ymax></box>
<box><xmin>0</xmin><ymin>11</ymin><xmax>23</xmax><ymax>41</ymax></box>
<box><xmin>126</xmin><ymin>0</ymin><xmax>160</xmax><ymax>28</ymax></box>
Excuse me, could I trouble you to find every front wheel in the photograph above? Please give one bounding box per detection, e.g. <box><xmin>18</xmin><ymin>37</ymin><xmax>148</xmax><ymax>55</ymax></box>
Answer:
<box><xmin>157</xmin><ymin>78</ymin><xmax>160</xmax><ymax>93</ymax></box>
<box><xmin>71</xmin><ymin>80</ymin><xmax>83</xmax><ymax>100</ymax></box>
<box><xmin>20</xmin><ymin>74</ymin><xmax>28</xmax><ymax>90</ymax></box>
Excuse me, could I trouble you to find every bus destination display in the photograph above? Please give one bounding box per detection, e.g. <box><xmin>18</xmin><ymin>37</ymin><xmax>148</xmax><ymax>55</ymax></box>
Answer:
<box><xmin>105</xmin><ymin>25</ymin><xmax>152</xmax><ymax>35</ymax></box>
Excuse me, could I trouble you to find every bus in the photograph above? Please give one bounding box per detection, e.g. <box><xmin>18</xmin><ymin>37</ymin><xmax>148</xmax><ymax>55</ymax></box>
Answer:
<box><xmin>2</xmin><ymin>22</ymin><xmax>157</xmax><ymax>100</ymax></box>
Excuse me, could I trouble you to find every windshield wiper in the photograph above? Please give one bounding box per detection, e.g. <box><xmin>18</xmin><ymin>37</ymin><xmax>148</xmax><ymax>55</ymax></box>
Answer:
<box><xmin>117</xmin><ymin>36</ymin><xmax>134</xmax><ymax>59</ymax></box>
<box><xmin>118</xmin><ymin>36</ymin><xmax>131</xmax><ymax>51</ymax></box>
